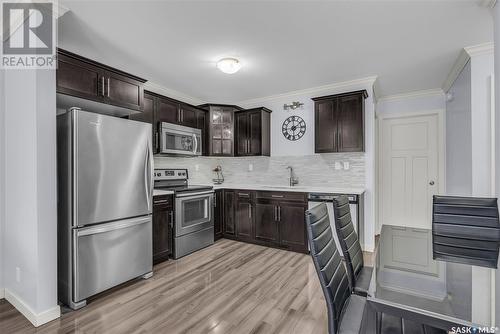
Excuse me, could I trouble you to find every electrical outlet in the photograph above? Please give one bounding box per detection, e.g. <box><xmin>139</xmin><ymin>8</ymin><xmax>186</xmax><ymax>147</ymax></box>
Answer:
<box><xmin>334</xmin><ymin>162</ymin><xmax>342</xmax><ymax>170</ymax></box>
<box><xmin>248</xmin><ymin>164</ymin><xmax>253</xmax><ymax>172</ymax></box>
<box><xmin>343</xmin><ymin>162</ymin><xmax>350</xmax><ymax>170</ymax></box>
<box><xmin>195</xmin><ymin>164</ymin><xmax>199</xmax><ymax>171</ymax></box>
<box><xmin>16</xmin><ymin>267</ymin><xmax>21</xmax><ymax>283</ymax></box>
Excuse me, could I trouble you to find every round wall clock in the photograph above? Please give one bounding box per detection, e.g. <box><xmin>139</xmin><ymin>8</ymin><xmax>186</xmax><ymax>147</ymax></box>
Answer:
<box><xmin>282</xmin><ymin>115</ymin><xmax>306</xmax><ymax>141</ymax></box>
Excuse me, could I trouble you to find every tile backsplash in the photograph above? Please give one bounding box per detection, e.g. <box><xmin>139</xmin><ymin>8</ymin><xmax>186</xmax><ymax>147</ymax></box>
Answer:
<box><xmin>154</xmin><ymin>153</ymin><xmax>365</xmax><ymax>189</ymax></box>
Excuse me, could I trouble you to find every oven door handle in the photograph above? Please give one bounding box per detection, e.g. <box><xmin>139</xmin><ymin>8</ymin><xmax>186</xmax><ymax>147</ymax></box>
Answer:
<box><xmin>176</xmin><ymin>190</ymin><xmax>214</xmax><ymax>198</ymax></box>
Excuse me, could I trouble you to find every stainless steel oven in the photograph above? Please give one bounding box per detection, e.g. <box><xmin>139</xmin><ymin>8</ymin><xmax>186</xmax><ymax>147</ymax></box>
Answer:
<box><xmin>175</xmin><ymin>190</ymin><xmax>214</xmax><ymax>236</ymax></box>
<box><xmin>174</xmin><ymin>189</ymin><xmax>214</xmax><ymax>258</ymax></box>
<box><xmin>160</xmin><ymin>122</ymin><xmax>202</xmax><ymax>156</ymax></box>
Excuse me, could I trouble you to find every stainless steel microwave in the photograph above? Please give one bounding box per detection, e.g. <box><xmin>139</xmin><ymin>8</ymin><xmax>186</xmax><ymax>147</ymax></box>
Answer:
<box><xmin>160</xmin><ymin>122</ymin><xmax>202</xmax><ymax>156</ymax></box>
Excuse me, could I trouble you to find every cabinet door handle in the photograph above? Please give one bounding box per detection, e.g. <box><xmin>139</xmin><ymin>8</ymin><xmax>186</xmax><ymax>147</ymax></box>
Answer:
<box><xmin>155</xmin><ymin>132</ymin><xmax>159</xmax><ymax>151</ymax></box>
<box><xmin>107</xmin><ymin>77</ymin><xmax>110</xmax><ymax>97</ymax></box>
<box><xmin>101</xmin><ymin>76</ymin><xmax>105</xmax><ymax>96</ymax></box>
<box><xmin>169</xmin><ymin>211</ymin><xmax>174</xmax><ymax>228</ymax></box>
<box><xmin>154</xmin><ymin>199</ymin><xmax>169</xmax><ymax>204</ymax></box>
<box><xmin>238</xmin><ymin>193</ymin><xmax>250</xmax><ymax>197</ymax></box>
<box><xmin>271</xmin><ymin>195</ymin><xmax>284</xmax><ymax>198</ymax></box>
<box><xmin>278</xmin><ymin>206</ymin><xmax>281</xmax><ymax>221</ymax></box>
<box><xmin>247</xmin><ymin>139</ymin><xmax>250</xmax><ymax>154</ymax></box>
<box><xmin>248</xmin><ymin>205</ymin><xmax>252</xmax><ymax>219</ymax></box>
<box><xmin>274</xmin><ymin>206</ymin><xmax>278</xmax><ymax>221</ymax></box>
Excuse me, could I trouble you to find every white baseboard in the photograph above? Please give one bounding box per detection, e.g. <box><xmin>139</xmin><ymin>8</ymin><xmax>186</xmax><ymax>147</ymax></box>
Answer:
<box><xmin>4</xmin><ymin>289</ymin><xmax>60</xmax><ymax>327</ymax></box>
<box><xmin>0</xmin><ymin>288</ymin><xmax>4</xmax><ymax>299</ymax></box>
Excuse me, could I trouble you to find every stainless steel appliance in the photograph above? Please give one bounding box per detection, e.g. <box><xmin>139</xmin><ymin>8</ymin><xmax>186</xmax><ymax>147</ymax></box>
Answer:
<box><xmin>154</xmin><ymin>169</ymin><xmax>214</xmax><ymax>258</ymax></box>
<box><xmin>308</xmin><ymin>193</ymin><xmax>364</xmax><ymax>253</ymax></box>
<box><xmin>57</xmin><ymin>108</ymin><xmax>153</xmax><ymax>310</ymax></box>
<box><xmin>160</xmin><ymin>122</ymin><xmax>202</xmax><ymax>156</ymax></box>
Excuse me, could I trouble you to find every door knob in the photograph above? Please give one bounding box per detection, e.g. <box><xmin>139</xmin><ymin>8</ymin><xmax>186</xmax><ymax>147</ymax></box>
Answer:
<box><xmin>429</xmin><ymin>181</ymin><xmax>435</xmax><ymax>186</ymax></box>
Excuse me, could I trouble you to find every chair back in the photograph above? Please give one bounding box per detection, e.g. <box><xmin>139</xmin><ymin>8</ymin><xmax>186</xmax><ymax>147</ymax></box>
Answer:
<box><xmin>332</xmin><ymin>195</ymin><xmax>364</xmax><ymax>289</ymax></box>
<box><xmin>305</xmin><ymin>203</ymin><xmax>352</xmax><ymax>334</ymax></box>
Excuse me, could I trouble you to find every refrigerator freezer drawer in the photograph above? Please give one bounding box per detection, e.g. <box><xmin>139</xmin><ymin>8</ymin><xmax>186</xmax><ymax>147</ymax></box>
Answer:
<box><xmin>73</xmin><ymin>216</ymin><xmax>152</xmax><ymax>302</ymax></box>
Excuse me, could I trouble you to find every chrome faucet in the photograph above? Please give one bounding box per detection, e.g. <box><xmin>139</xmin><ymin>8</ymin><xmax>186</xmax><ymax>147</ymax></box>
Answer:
<box><xmin>286</xmin><ymin>166</ymin><xmax>299</xmax><ymax>187</ymax></box>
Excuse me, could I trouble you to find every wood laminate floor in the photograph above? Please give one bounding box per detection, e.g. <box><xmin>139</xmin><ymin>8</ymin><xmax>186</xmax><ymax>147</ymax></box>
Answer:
<box><xmin>0</xmin><ymin>240</ymin><xmax>330</xmax><ymax>334</ymax></box>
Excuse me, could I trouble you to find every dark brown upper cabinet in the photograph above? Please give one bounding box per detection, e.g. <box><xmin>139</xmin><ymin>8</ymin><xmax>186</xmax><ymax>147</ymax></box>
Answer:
<box><xmin>131</xmin><ymin>91</ymin><xmax>207</xmax><ymax>153</ymax></box>
<box><xmin>198</xmin><ymin>104</ymin><xmax>244</xmax><ymax>157</ymax></box>
<box><xmin>56</xmin><ymin>49</ymin><xmax>146</xmax><ymax>112</ymax></box>
<box><xmin>235</xmin><ymin>108</ymin><xmax>271</xmax><ymax>156</ymax></box>
<box><xmin>312</xmin><ymin>90</ymin><xmax>367</xmax><ymax>153</ymax></box>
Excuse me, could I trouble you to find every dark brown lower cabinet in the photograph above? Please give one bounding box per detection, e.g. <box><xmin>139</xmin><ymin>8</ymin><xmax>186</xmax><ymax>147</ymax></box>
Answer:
<box><xmin>214</xmin><ymin>190</ymin><xmax>224</xmax><ymax>240</ymax></box>
<box><xmin>222</xmin><ymin>190</ymin><xmax>308</xmax><ymax>254</ymax></box>
<box><xmin>254</xmin><ymin>199</ymin><xmax>279</xmax><ymax>244</ymax></box>
<box><xmin>235</xmin><ymin>191</ymin><xmax>254</xmax><ymax>242</ymax></box>
<box><xmin>153</xmin><ymin>195</ymin><xmax>173</xmax><ymax>264</ymax></box>
<box><xmin>278</xmin><ymin>201</ymin><xmax>308</xmax><ymax>253</ymax></box>
<box><xmin>224</xmin><ymin>190</ymin><xmax>236</xmax><ymax>236</ymax></box>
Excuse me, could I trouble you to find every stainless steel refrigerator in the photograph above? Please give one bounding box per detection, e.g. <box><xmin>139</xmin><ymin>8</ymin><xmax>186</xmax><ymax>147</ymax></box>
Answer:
<box><xmin>57</xmin><ymin>108</ymin><xmax>153</xmax><ymax>310</ymax></box>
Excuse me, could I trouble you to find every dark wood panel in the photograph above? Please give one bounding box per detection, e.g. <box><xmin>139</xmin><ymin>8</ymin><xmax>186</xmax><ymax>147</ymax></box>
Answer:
<box><xmin>214</xmin><ymin>190</ymin><xmax>224</xmax><ymax>240</ymax></box>
<box><xmin>249</xmin><ymin>111</ymin><xmax>262</xmax><ymax>155</ymax></box>
<box><xmin>235</xmin><ymin>112</ymin><xmax>249</xmax><ymax>156</ymax></box>
<box><xmin>56</xmin><ymin>53</ymin><xmax>104</xmax><ymax>101</ymax></box>
<box><xmin>152</xmin><ymin>195</ymin><xmax>173</xmax><ymax>264</ymax></box>
<box><xmin>279</xmin><ymin>202</ymin><xmax>308</xmax><ymax>253</ymax></box>
<box><xmin>235</xmin><ymin>200</ymin><xmax>253</xmax><ymax>242</ymax></box>
<box><xmin>223</xmin><ymin>190</ymin><xmax>236</xmax><ymax>236</ymax></box>
<box><xmin>314</xmin><ymin>99</ymin><xmax>336</xmax><ymax>153</ymax></box>
<box><xmin>337</xmin><ymin>94</ymin><xmax>364</xmax><ymax>152</ymax></box>
<box><xmin>105</xmin><ymin>71</ymin><xmax>144</xmax><ymax>111</ymax></box>
<box><xmin>256</xmin><ymin>191</ymin><xmax>307</xmax><ymax>202</ymax></box>
<box><xmin>180</xmin><ymin>104</ymin><xmax>198</xmax><ymax>128</ymax></box>
<box><xmin>157</xmin><ymin>97</ymin><xmax>179</xmax><ymax>124</ymax></box>
<box><xmin>255</xmin><ymin>200</ymin><xmax>279</xmax><ymax>244</ymax></box>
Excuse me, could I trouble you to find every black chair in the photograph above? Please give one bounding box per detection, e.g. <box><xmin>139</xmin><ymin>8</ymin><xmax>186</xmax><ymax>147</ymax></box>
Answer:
<box><xmin>332</xmin><ymin>195</ymin><xmax>373</xmax><ymax>296</ymax></box>
<box><xmin>305</xmin><ymin>203</ymin><xmax>368</xmax><ymax>334</ymax></box>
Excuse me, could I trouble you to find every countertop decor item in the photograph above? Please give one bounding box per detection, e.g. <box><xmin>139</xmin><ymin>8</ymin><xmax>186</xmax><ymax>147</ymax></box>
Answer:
<box><xmin>282</xmin><ymin>115</ymin><xmax>306</xmax><ymax>141</ymax></box>
<box><xmin>212</xmin><ymin>165</ymin><xmax>224</xmax><ymax>184</ymax></box>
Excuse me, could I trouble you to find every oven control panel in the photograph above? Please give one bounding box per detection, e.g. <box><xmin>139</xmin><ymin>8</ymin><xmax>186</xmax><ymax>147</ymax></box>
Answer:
<box><xmin>154</xmin><ymin>169</ymin><xmax>188</xmax><ymax>180</ymax></box>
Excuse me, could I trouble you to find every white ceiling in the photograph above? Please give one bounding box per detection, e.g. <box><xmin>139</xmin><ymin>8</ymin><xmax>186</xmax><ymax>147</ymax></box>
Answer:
<box><xmin>58</xmin><ymin>0</ymin><xmax>493</xmax><ymax>104</ymax></box>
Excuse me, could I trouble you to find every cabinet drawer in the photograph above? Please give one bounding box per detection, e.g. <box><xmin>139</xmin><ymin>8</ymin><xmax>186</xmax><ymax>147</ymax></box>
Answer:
<box><xmin>256</xmin><ymin>191</ymin><xmax>307</xmax><ymax>202</ymax></box>
<box><xmin>153</xmin><ymin>195</ymin><xmax>173</xmax><ymax>207</ymax></box>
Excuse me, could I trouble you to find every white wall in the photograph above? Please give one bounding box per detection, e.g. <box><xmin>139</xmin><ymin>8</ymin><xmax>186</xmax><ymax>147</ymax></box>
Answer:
<box><xmin>376</xmin><ymin>92</ymin><xmax>445</xmax><ymax>117</ymax></box>
<box><xmin>3</xmin><ymin>70</ymin><xmax>59</xmax><ymax>325</ymax></box>
<box><xmin>237</xmin><ymin>78</ymin><xmax>376</xmax><ymax>251</ymax></box>
<box><xmin>446</xmin><ymin>61</ymin><xmax>472</xmax><ymax>196</ymax></box>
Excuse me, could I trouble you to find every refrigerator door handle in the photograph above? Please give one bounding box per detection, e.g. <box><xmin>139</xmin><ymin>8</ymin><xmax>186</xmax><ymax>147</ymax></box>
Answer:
<box><xmin>145</xmin><ymin>138</ymin><xmax>153</xmax><ymax>211</ymax></box>
<box><xmin>76</xmin><ymin>216</ymin><xmax>151</xmax><ymax>236</ymax></box>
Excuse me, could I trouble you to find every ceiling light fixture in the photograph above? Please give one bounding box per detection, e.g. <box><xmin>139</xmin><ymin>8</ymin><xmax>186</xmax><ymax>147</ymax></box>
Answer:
<box><xmin>216</xmin><ymin>57</ymin><xmax>241</xmax><ymax>74</ymax></box>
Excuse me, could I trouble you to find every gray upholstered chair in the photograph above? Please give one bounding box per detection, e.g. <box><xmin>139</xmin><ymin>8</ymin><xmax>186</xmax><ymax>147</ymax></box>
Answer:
<box><xmin>332</xmin><ymin>195</ymin><xmax>373</xmax><ymax>296</ymax></box>
<box><xmin>305</xmin><ymin>203</ymin><xmax>368</xmax><ymax>334</ymax></box>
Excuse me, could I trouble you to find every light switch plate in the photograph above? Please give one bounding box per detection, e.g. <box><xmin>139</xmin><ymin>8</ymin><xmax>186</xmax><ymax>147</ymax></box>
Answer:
<box><xmin>248</xmin><ymin>164</ymin><xmax>253</xmax><ymax>172</ymax></box>
<box><xmin>343</xmin><ymin>162</ymin><xmax>350</xmax><ymax>170</ymax></box>
<box><xmin>334</xmin><ymin>162</ymin><xmax>342</xmax><ymax>170</ymax></box>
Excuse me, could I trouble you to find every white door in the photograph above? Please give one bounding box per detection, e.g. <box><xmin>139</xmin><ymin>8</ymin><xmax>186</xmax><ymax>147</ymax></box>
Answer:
<box><xmin>380</xmin><ymin>114</ymin><xmax>440</xmax><ymax>229</ymax></box>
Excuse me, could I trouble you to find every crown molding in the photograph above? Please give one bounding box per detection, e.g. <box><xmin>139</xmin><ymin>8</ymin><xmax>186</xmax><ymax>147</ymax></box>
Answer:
<box><xmin>236</xmin><ymin>76</ymin><xmax>377</xmax><ymax>107</ymax></box>
<box><xmin>442</xmin><ymin>42</ymin><xmax>493</xmax><ymax>93</ymax></box>
<box><xmin>144</xmin><ymin>81</ymin><xmax>206</xmax><ymax>106</ymax></box>
<box><xmin>377</xmin><ymin>88</ymin><xmax>444</xmax><ymax>103</ymax></box>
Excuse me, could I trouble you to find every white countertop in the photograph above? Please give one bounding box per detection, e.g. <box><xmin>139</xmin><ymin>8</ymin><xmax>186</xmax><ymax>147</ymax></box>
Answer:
<box><xmin>153</xmin><ymin>189</ymin><xmax>174</xmax><ymax>196</ymax></box>
<box><xmin>205</xmin><ymin>184</ymin><xmax>365</xmax><ymax>195</ymax></box>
